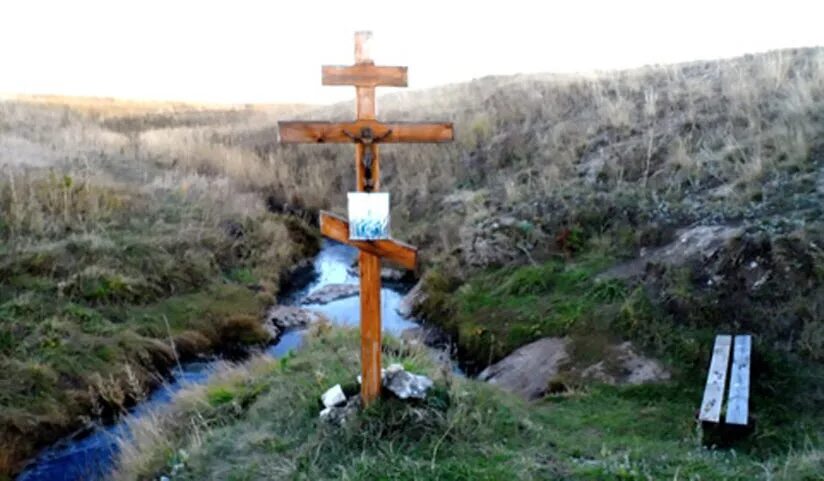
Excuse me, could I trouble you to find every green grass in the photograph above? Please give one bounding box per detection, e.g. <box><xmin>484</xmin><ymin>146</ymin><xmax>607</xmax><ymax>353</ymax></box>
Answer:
<box><xmin>415</xmin><ymin>251</ymin><xmax>824</xmax><ymax>465</ymax></box>
<box><xmin>419</xmin><ymin>255</ymin><xmax>627</xmax><ymax>371</ymax></box>
<box><xmin>112</xmin><ymin>327</ymin><xmax>824</xmax><ymax>481</ymax></box>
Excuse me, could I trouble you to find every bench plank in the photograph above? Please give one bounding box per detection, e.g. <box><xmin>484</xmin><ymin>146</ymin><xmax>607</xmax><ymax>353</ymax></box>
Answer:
<box><xmin>699</xmin><ymin>335</ymin><xmax>732</xmax><ymax>423</ymax></box>
<box><xmin>725</xmin><ymin>335</ymin><xmax>751</xmax><ymax>425</ymax></box>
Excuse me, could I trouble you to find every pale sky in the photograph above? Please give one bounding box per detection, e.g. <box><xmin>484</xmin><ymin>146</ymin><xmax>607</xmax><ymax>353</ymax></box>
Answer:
<box><xmin>1</xmin><ymin>0</ymin><xmax>823</xmax><ymax>105</ymax></box>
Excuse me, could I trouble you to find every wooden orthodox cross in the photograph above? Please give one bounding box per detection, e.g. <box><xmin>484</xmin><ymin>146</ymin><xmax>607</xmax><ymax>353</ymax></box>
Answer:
<box><xmin>278</xmin><ymin>32</ymin><xmax>453</xmax><ymax>405</ymax></box>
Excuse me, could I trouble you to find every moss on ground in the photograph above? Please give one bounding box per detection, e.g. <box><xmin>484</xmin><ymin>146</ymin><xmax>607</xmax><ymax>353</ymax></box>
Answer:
<box><xmin>112</xmin><ymin>328</ymin><xmax>824</xmax><ymax>481</ymax></box>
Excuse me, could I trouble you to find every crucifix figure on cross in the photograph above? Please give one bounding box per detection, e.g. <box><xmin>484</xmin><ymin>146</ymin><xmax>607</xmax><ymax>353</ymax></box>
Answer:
<box><xmin>342</xmin><ymin>126</ymin><xmax>392</xmax><ymax>192</ymax></box>
<box><xmin>278</xmin><ymin>31</ymin><xmax>454</xmax><ymax>405</ymax></box>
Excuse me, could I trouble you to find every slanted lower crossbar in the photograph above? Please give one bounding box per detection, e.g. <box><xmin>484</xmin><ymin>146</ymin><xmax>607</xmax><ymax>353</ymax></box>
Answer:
<box><xmin>319</xmin><ymin>211</ymin><xmax>417</xmax><ymax>271</ymax></box>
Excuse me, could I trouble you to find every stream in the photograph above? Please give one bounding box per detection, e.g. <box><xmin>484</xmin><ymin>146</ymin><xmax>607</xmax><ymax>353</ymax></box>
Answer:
<box><xmin>17</xmin><ymin>240</ymin><xmax>430</xmax><ymax>481</ymax></box>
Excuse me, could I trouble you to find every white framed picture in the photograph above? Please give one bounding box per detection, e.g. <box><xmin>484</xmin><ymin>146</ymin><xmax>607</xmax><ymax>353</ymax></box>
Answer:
<box><xmin>348</xmin><ymin>192</ymin><xmax>390</xmax><ymax>240</ymax></box>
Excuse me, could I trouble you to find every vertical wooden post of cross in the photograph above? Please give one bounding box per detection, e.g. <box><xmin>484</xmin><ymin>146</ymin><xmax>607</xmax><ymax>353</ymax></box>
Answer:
<box><xmin>353</xmin><ymin>31</ymin><xmax>383</xmax><ymax>405</ymax></box>
<box><xmin>277</xmin><ymin>31</ymin><xmax>453</xmax><ymax>406</ymax></box>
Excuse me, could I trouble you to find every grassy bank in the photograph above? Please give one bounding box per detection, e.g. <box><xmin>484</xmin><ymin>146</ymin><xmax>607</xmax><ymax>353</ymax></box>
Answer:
<box><xmin>0</xmin><ymin>99</ymin><xmax>319</xmax><ymax>477</ymax></box>
<box><xmin>111</xmin><ymin>327</ymin><xmax>822</xmax><ymax>480</ymax></box>
<box><xmin>0</xmin><ymin>169</ymin><xmax>318</xmax><ymax>476</ymax></box>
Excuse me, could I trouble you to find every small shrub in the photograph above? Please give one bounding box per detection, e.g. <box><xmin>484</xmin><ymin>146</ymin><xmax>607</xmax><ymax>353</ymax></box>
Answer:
<box><xmin>206</xmin><ymin>386</ymin><xmax>236</xmax><ymax>407</ymax></box>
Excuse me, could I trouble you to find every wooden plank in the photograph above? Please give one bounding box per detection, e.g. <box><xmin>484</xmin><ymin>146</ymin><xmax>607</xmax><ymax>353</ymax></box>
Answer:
<box><xmin>725</xmin><ymin>335</ymin><xmax>751</xmax><ymax>425</ymax></box>
<box><xmin>319</xmin><ymin>211</ymin><xmax>417</xmax><ymax>270</ymax></box>
<box><xmin>359</xmin><ymin>250</ymin><xmax>382</xmax><ymax>405</ymax></box>
<box><xmin>277</xmin><ymin>120</ymin><xmax>454</xmax><ymax>144</ymax></box>
<box><xmin>699</xmin><ymin>335</ymin><xmax>732</xmax><ymax>423</ymax></box>
<box><xmin>323</xmin><ymin>65</ymin><xmax>408</xmax><ymax>87</ymax></box>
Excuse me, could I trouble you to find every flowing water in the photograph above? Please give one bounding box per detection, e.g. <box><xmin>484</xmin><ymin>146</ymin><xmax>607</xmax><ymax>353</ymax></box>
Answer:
<box><xmin>17</xmin><ymin>241</ymin><xmax>426</xmax><ymax>481</ymax></box>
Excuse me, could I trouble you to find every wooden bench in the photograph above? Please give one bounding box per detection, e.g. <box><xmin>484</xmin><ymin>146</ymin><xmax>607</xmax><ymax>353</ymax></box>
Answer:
<box><xmin>698</xmin><ymin>334</ymin><xmax>752</xmax><ymax>428</ymax></box>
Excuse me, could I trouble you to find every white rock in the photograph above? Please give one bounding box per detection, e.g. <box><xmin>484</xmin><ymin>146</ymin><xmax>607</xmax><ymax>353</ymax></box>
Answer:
<box><xmin>385</xmin><ymin>363</ymin><xmax>404</xmax><ymax>374</ymax></box>
<box><xmin>478</xmin><ymin>337</ymin><xmax>570</xmax><ymax>400</ymax></box>
<box><xmin>383</xmin><ymin>365</ymin><xmax>434</xmax><ymax>400</ymax></box>
<box><xmin>356</xmin><ymin>363</ymin><xmax>434</xmax><ymax>400</ymax></box>
<box><xmin>480</xmin><ymin>337</ymin><xmax>669</xmax><ymax>400</ymax></box>
<box><xmin>598</xmin><ymin>225</ymin><xmax>743</xmax><ymax>281</ymax></box>
<box><xmin>319</xmin><ymin>394</ymin><xmax>361</xmax><ymax>425</ymax></box>
<box><xmin>397</xmin><ymin>280</ymin><xmax>426</xmax><ymax>318</ymax></box>
<box><xmin>266</xmin><ymin>305</ymin><xmax>325</xmax><ymax>329</ymax></box>
<box><xmin>321</xmin><ymin>384</ymin><xmax>346</xmax><ymax>408</ymax></box>
<box><xmin>301</xmin><ymin>284</ymin><xmax>360</xmax><ymax>305</ymax></box>
<box><xmin>347</xmin><ymin>264</ymin><xmax>408</xmax><ymax>282</ymax></box>
<box><xmin>580</xmin><ymin>342</ymin><xmax>670</xmax><ymax>385</ymax></box>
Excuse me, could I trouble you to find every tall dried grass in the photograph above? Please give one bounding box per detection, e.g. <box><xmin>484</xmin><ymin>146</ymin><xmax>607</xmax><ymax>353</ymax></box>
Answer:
<box><xmin>100</xmin><ymin>48</ymin><xmax>824</xmax><ymax>251</ymax></box>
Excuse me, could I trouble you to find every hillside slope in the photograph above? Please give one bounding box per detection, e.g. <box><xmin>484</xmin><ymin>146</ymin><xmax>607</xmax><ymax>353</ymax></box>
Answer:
<box><xmin>98</xmin><ymin>47</ymin><xmax>824</xmax><ymax>480</ymax></box>
<box><xmin>2</xmin><ymin>47</ymin><xmax>823</xmax><ymax>480</ymax></box>
<box><xmin>144</xmin><ymin>46</ymin><xmax>824</xmax><ymax>367</ymax></box>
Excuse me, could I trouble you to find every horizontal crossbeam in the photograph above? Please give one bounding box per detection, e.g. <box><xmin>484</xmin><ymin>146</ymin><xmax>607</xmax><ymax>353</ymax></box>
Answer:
<box><xmin>319</xmin><ymin>211</ymin><xmax>417</xmax><ymax>270</ymax></box>
<box><xmin>278</xmin><ymin>119</ymin><xmax>453</xmax><ymax>144</ymax></box>
<box><xmin>322</xmin><ymin>64</ymin><xmax>408</xmax><ymax>87</ymax></box>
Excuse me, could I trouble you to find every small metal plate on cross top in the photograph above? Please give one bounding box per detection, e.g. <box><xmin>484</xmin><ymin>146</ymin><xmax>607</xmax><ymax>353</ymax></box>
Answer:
<box><xmin>347</xmin><ymin>192</ymin><xmax>390</xmax><ymax>240</ymax></box>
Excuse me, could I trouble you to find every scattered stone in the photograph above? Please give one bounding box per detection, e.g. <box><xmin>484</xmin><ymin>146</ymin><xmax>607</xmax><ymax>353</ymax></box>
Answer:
<box><xmin>400</xmin><ymin>325</ymin><xmax>449</xmax><ymax>348</ymax></box>
<box><xmin>320</xmin><ymin>394</ymin><xmax>361</xmax><ymax>425</ymax></box>
<box><xmin>301</xmin><ymin>283</ymin><xmax>360</xmax><ymax>305</ymax></box>
<box><xmin>709</xmin><ymin>183</ymin><xmax>736</xmax><ymax>200</ymax></box>
<box><xmin>321</xmin><ymin>384</ymin><xmax>346</xmax><ymax>408</ymax></box>
<box><xmin>654</xmin><ymin>225</ymin><xmax>743</xmax><ymax>265</ymax></box>
<box><xmin>579</xmin><ymin>342</ymin><xmax>670</xmax><ymax>385</ymax></box>
<box><xmin>355</xmin><ymin>363</ymin><xmax>435</xmax><ymax>400</ymax></box>
<box><xmin>459</xmin><ymin>214</ymin><xmax>544</xmax><ymax>267</ymax></box>
<box><xmin>397</xmin><ymin>280</ymin><xmax>426</xmax><ymax>318</ymax></box>
<box><xmin>817</xmin><ymin>165</ymin><xmax>824</xmax><ymax>194</ymax></box>
<box><xmin>261</xmin><ymin>319</ymin><xmax>281</xmax><ymax>339</ymax></box>
<box><xmin>440</xmin><ymin>189</ymin><xmax>479</xmax><ymax>211</ymax></box>
<box><xmin>478</xmin><ymin>337</ymin><xmax>570</xmax><ymax>400</ymax></box>
<box><xmin>576</xmin><ymin>132</ymin><xmax>647</xmax><ymax>186</ymax></box>
<box><xmin>578</xmin><ymin>153</ymin><xmax>606</xmax><ymax>185</ymax></box>
<box><xmin>479</xmin><ymin>337</ymin><xmax>670</xmax><ymax>399</ymax></box>
<box><xmin>599</xmin><ymin>225</ymin><xmax>743</xmax><ymax>280</ymax></box>
<box><xmin>383</xmin><ymin>363</ymin><xmax>434</xmax><ymax>400</ymax></box>
<box><xmin>346</xmin><ymin>264</ymin><xmax>409</xmax><ymax>282</ymax></box>
<box><xmin>381</xmin><ymin>267</ymin><xmax>407</xmax><ymax>282</ymax></box>
<box><xmin>266</xmin><ymin>305</ymin><xmax>325</xmax><ymax>329</ymax></box>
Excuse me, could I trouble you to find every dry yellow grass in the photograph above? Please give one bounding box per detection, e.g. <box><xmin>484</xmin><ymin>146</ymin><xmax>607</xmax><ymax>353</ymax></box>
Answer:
<box><xmin>80</xmin><ymin>47</ymin><xmax>821</xmax><ymax>257</ymax></box>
